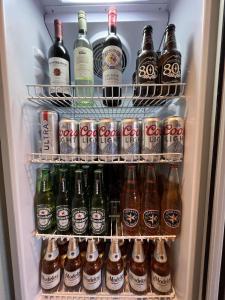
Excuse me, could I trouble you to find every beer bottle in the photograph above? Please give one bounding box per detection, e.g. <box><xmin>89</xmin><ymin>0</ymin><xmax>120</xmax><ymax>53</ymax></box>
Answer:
<box><xmin>106</xmin><ymin>239</ymin><xmax>124</xmax><ymax>293</ymax></box>
<box><xmin>90</xmin><ymin>170</ymin><xmax>107</xmax><ymax>235</ymax></box>
<box><xmin>141</xmin><ymin>165</ymin><xmax>160</xmax><ymax>235</ymax></box>
<box><xmin>71</xmin><ymin>169</ymin><xmax>88</xmax><ymax>235</ymax></box>
<box><xmin>56</xmin><ymin>169</ymin><xmax>70</xmax><ymax>234</ymax></box>
<box><xmin>161</xmin><ymin>165</ymin><xmax>182</xmax><ymax>235</ymax></box>
<box><xmin>64</xmin><ymin>238</ymin><xmax>82</xmax><ymax>291</ymax></box>
<box><xmin>122</xmin><ymin>165</ymin><xmax>140</xmax><ymax>236</ymax></box>
<box><xmin>128</xmin><ymin>239</ymin><xmax>148</xmax><ymax>294</ymax></box>
<box><xmin>57</xmin><ymin>238</ymin><xmax>69</xmax><ymax>269</ymax></box>
<box><xmin>41</xmin><ymin>238</ymin><xmax>60</xmax><ymax>292</ymax></box>
<box><xmin>151</xmin><ymin>239</ymin><xmax>172</xmax><ymax>294</ymax></box>
<box><xmin>137</xmin><ymin>25</ymin><xmax>157</xmax><ymax>105</ymax></box>
<box><xmin>35</xmin><ymin>169</ymin><xmax>55</xmax><ymax>233</ymax></box>
<box><xmin>160</xmin><ymin>24</ymin><xmax>181</xmax><ymax>96</ymax></box>
<box><xmin>83</xmin><ymin>239</ymin><xmax>102</xmax><ymax>293</ymax></box>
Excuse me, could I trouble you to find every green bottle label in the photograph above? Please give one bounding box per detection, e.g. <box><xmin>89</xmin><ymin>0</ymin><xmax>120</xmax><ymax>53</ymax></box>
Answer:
<box><xmin>37</xmin><ymin>204</ymin><xmax>54</xmax><ymax>231</ymax></box>
<box><xmin>56</xmin><ymin>205</ymin><xmax>70</xmax><ymax>231</ymax></box>
<box><xmin>72</xmin><ymin>207</ymin><xmax>88</xmax><ymax>234</ymax></box>
<box><xmin>90</xmin><ymin>208</ymin><xmax>106</xmax><ymax>235</ymax></box>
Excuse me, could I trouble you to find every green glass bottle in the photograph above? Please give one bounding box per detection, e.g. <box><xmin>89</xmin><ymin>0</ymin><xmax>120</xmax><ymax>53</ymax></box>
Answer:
<box><xmin>35</xmin><ymin>169</ymin><xmax>55</xmax><ymax>233</ymax></box>
<box><xmin>56</xmin><ymin>169</ymin><xmax>71</xmax><ymax>234</ymax></box>
<box><xmin>71</xmin><ymin>169</ymin><xmax>89</xmax><ymax>235</ymax></box>
<box><xmin>90</xmin><ymin>170</ymin><xmax>107</xmax><ymax>236</ymax></box>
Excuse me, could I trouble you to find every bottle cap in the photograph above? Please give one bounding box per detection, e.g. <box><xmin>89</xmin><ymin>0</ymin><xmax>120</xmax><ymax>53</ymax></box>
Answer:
<box><xmin>143</xmin><ymin>25</ymin><xmax>153</xmax><ymax>33</ymax></box>
<box><xmin>67</xmin><ymin>238</ymin><xmax>79</xmax><ymax>259</ymax></box>
<box><xmin>132</xmin><ymin>239</ymin><xmax>145</xmax><ymax>263</ymax></box>
<box><xmin>108</xmin><ymin>7</ymin><xmax>117</xmax><ymax>26</ymax></box>
<box><xmin>78</xmin><ymin>10</ymin><xmax>87</xmax><ymax>32</ymax></box>
<box><xmin>78</xmin><ymin>10</ymin><xmax>86</xmax><ymax>19</ymax></box>
<box><xmin>44</xmin><ymin>238</ymin><xmax>59</xmax><ymax>261</ymax></box>
<box><xmin>86</xmin><ymin>239</ymin><xmax>99</xmax><ymax>262</ymax></box>
<box><xmin>166</xmin><ymin>24</ymin><xmax>176</xmax><ymax>31</ymax></box>
<box><xmin>109</xmin><ymin>239</ymin><xmax>121</xmax><ymax>262</ymax></box>
<box><xmin>54</xmin><ymin>19</ymin><xmax>63</xmax><ymax>40</ymax></box>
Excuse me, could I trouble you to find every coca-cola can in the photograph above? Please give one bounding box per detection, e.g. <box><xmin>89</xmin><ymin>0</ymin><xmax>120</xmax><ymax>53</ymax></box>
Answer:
<box><xmin>40</xmin><ymin>110</ymin><xmax>58</xmax><ymax>154</ymax></box>
<box><xmin>59</xmin><ymin>118</ymin><xmax>79</xmax><ymax>155</ymax></box>
<box><xmin>121</xmin><ymin>118</ymin><xmax>140</xmax><ymax>160</ymax></box>
<box><xmin>79</xmin><ymin>119</ymin><xmax>97</xmax><ymax>161</ymax></box>
<box><xmin>98</xmin><ymin>118</ymin><xmax>119</xmax><ymax>161</ymax></box>
<box><xmin>142</xmin><ymin>117</ymin><xmax>161</xmax><ymax>161</ymax></box>
<box><xmin>163</xmin><ymin>116</ymin><xmax>184</xmax><ymax>160</ymax></box>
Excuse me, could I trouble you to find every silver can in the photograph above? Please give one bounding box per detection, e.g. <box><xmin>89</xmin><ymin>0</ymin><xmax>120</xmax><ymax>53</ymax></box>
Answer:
<box><xmin>40</xmin><ymin>110</ymin><xmax>58</xmax><ymax>154</ymax></box>
<box><xmin>142</xmin><ymin>117</ymin><xmax>161</xmax><ymax>161</ymax></box>
<box><xmin>59</xmin><ymin>118</ymin><xmax>79</xmax><ymax>154</ymax></box>
<box><xmin>79</xmin><ymin>119</ymin><xmax>97</xmax><ymax>161</ymax></box>
<box><xmin>163</xmin><ymin>116</ymin><xmax>184</xmax><ymax>160</ymax></box>
<box><xmin>98</xmin><ymin>118</ymin><xmax>119</xmax><ymax>161</ymax></box>
<box><xmin>120</xmin><ymin>118</ymin><xmax>140</xmax><ymax>160</ymax></box>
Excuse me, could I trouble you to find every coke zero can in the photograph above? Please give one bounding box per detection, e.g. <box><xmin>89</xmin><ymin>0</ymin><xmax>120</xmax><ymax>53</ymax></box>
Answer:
<box><xmin>163</xmin><ymin>116</ymin><xmax>184</xmax><ymax>160</ymax></box>
<box><xmin>79</xmin><ymin>119</ymin><xmax>97</xmax><ymax>161</ymax></box>
<box><xmin>121</xmin><ymin>118</ymin><xmax>140</xmax><ymax>160</ymax></box>
<box><xmin>59</xmin><ymin>118</ymin><xmax>79</xmax><ymax>154</ymax></box>
<box><xmin>40</xmin><ymin>110</ymin><xmax>58</xmax><ymax>154</ymax></box>
<box><xmin>142</xmin><ymin>117</ymin><xmax>161</xmax><ymax>161</ymax></box>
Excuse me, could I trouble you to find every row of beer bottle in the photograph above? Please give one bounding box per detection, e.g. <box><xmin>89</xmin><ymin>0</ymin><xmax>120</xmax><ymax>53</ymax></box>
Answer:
<box><xmin>41</xmin><ymin>238</ymin><xmax>172</xmax><ymax>295</ymax></box>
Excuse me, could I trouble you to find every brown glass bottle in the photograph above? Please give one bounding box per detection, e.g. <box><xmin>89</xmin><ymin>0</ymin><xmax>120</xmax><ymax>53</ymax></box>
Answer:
<box><xmin>57</xmin><ymin>238</ymin><xmax>69</xmax><ymax>269</ymax></box>
<box><xmin>64</xmin><ymin>238</ymin><xmax>82</xmax><ymax>291</ymax></box>
<box><xmin>141</xmin><ymin>165</ymin><xmax>160</xmax><ymax>235</ymax></box>
<box><xmin>106</xmin><ymin>240</ymin><xmax>124</xmax><ymax>293</ymax></box>
<box><xmin>83</xmin><ymin>239</ymin><xmax>102</xmax><ymax>293</ymax></box>
<box><xmin>160</xmin><ymin>24</ymin><xmax>181</xmax><ymax>96</ymax></box>
<box><xmin>122</xmin><ymin>165</ymin><xmax>140</xmax><ymax>236</ymax></box>
<box><xmin>161</xmin><ymin>165</ymin><xmax>182</xmax><ymax>235</ymax></box>
<box><xmin>151</xmin><ymin>239</ymin><xmax>172</xmax><ymax>294</ymax></box>
<box><xmin>137</xmin><ymin>25</ymin><xmax>157</xmax><ymax>106</ymax></box>
<box><xmin>41</xmin><ymin>238</ymin><xmax>60</xmax><ymax>293</ymax></box>
<box><xmin>129</xmin><ymin>239</ymin><xmax>148</xmax><ymax>294</ymax></box>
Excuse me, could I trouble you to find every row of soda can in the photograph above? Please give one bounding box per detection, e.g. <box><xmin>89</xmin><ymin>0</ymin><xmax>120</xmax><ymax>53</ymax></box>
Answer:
<box><xmin>40</xmin><ymin>110</ymin><xmax>184</xmax><ymax>161</ymax></box>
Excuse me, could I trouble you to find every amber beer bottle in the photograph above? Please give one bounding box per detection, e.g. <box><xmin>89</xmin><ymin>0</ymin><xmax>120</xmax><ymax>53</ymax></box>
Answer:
<box><xmin>161</xmin><ymin>165</ymin><xmax>182</xmax><ymax>235</ymax></box>
<box><xmin>129</xmin><ymin>239</ymin><xmax>148</xmax><ymax>294</ymax></box>
<box><xmin>83</xmin><ymin>239</ymin><xmax>102</xmax><ymax>293</ymax></box>
<box><xmin>122</xmin><ymin>165</ymin><xmax>140</xmax><ymax>235</ymax></box>
<box><xmin>41</xmin><ymin>238</ymin><xmax>60</xmax><ymax>293</ymax></box>
<box><xmin>160</xmin><ymin>24</ymin><xmax>181</xmax><ymax>96</ymax></box>
<box><xmin>57</xmin><ymin>238</ymin><xmax>69</xmax><ymax>269</ymax></box>
<box><xmin>64</xmin><ymin>238</ymin><xmax>82</xmax><ymax>291</ymax></box>
<box><xmin>141</xmin><ymin>165</ymin><xmax>160</xmax><ymax>235</ymax></box>
<box><xmin>106</xmin><ymin>239</ymin><xmax>124</xmax><ymax>293</ymax></box>
<box><xmin>151</xmin><ymin>239</ymin><xmax>172</xmax><ymax>294</ymax></box>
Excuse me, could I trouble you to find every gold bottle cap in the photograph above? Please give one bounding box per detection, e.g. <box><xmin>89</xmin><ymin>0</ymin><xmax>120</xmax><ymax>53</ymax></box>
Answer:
<box><xmin>154</xmin><ymin>240</ymin><xmax>167</xmax><ymax>263</ymax></box>
<box><xmin>86</xmin><ymin>239</ymin><xmax>99</xmax><ymax>262</ymax></box>
<box><xmin>67</xmin><ymin>238</ymin><xmax>79</xmax><ymax>259</ymax></box>
<box><xmin>109</xmin><ymin>239</ymin><xmax>121</xmax><ymax>262</ymax></box>
<box><xmin>44</xmin><ymin>238</ymin><xmax>59</xmax><ymax>261</ymax></box>
<box><xmin>132</xmin><ymin>239</ymin><xmax>145</xmax><ymax>263</ymax></box>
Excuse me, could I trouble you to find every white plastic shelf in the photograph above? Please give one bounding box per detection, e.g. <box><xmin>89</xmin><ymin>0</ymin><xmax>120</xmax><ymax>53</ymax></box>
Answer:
<box><xmin>29</xmin><ymin>153</ymin><xmax>183</xmax><ymax>164</ymax></box>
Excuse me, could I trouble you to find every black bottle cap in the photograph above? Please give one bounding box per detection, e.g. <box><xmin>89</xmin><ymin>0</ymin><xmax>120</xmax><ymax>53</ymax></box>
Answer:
<box><xmin>166</xmin><ymin>24</ymin><xmax>176</xmax><ymax>31</ymax></box>
<box><xmin>143</xmin><ymin>25</ymin><xmax>153</xmax><ymax>33</ymax></box>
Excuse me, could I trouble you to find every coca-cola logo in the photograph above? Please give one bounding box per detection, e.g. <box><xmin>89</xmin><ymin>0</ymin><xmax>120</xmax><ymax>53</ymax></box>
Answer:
<box><xmin>122</xmin><ymin>125</ymin><xmax>140</xmax><ymax>137</ymax></box>
<box><xmin>80</xmin><ymin>125</ymin><xmax>97</xmax><ymax>137</ymax></box>
<box><xmin>59</xmin><ymin>129</ymin><xmax>79</xmax><ymax>137</ymax></box>
<box><xmin>98</xmin><ymin>125</ymin><xmax>120</xmax><ymax>137</ymax></box>
<box><xmin>163</xmin><ymin>124</ymin><xmax>184</xmax><ymax>136</ymax></box>
<box><xmin>145</xmin><ymin>125</ymin><xmax>161</xmax><ymax>136</ymax></box>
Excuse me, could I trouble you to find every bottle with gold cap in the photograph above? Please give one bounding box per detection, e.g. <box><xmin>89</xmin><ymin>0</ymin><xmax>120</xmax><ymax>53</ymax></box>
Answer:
<box><xmin>64</xmin><ymin>238</ymin><xmax>82</xmax><ymax>291</ymax></box>
<box><xmin>106</xmin><ymin>239</ymin><xmax>124</xmax><ymax>293</ymax></box>
<box><xmin>151</xmin><ymin>239</ymin><xmax>172</xmax><ymax>294</ymax></box>
<box><xmin>41</xmin><ymin>238</ymin><xmax>60</xmax><ymax>293</ymax></box>
<box><xmin>128</xmin><ymin>239</ymin><xmax>148</xmax><ymax>295</ymax></box>
<box><xmin>83</xmin><ymin>239</ymin><xmax>102</xmax><ymax>293</ymax></box>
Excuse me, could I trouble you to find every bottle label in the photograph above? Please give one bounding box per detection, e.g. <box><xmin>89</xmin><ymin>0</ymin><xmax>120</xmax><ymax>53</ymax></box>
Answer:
<box><xmin>90</xmin><ymin>208</ymin><xmax>106</xmax><ymax>234</ymax></box>
<box><xmin>49</xmin><ymin>57</ymin><xmax>70</xmax><ymax>94</ymax></box>
<box><xmin>151</xmin><ymin>270</ymin><xmax>171</xmax><ymax>293</ymax></box>
<box><xmin>138</xmin><ymin>56</ymin><xmax>157</xmax><ymax>83</ymax></box>
<box><xmin>163</xmin><ymin>209</ymin><xmax>181</xmax><ymax>228</ymax></box>
<box><xmin>143</xmin><ymin>210</ymin><xmax>160</xmax><ymax>228</ymax></box>
<box><xmin>74</xmin><ymin>47</ymin><xmax>93</xmax><ymax>81</ymax></box>
<box><xmin>103</xmin><ymin>45</ymin><xmax>122</xmax><ymax>85</ymax></box>
<box><xmin>86</xmin><ymin>249</ymin><xmax>99</xmax><ymax>262</ymax></box>
<box><xmin>123</xmin><ymin>208</ymin><xmax>139</xmax><ymax>228</ymax></box>
<box><xmin>161</xmin><ymin>54</ymin><xmax>181</xmax><ymax>83</ymax></box>
<box><xmin>67</xmin><ymin>247</ymin><xmax>79</xmax><ymax>259</ymax></box>
<box><xmin>72</xmin><ymin>208</ymin><xmax>88</xmax><ymax>234</ymax></box>
<box><xmin>44</xmin><ymin>248</ymin><xmax>59</xmax><ymax>261</ymax></box>
<box><xmin>129</xmin><ymin>270</ymin><xmax>147</xmax><ymax>292</ymax></box>
<box><xmin>64</xmin><ymin>268</ymin><xmax>81</xmax><ymax>287</ymax></box>
<box><xmin>106</xmin><ymin>270</ymin><xmax>124</xmax><ymax>291</ymax></box>
<box><xmin>41</xmin><ymin>269</ymin><xmax>60</xmax><ymax>290</ymax></box>
<box><xmin>56</xmin><ymin>205</ymin><xmax>70</xmax><ymax>231</ymax></box>
<box><xmin>36</xmin><ymin>205</ymin><xmax>54</xmax><ymax>231</ymax></box>
<box><xmin>83</xmin><ymin>270</ymin><xmax>101</xmax><ymax>290</ymax></box>
<box><xmin>109</xmin><ymin>252</ymin><xmax>122</xmax><ymax>262</ymax></box>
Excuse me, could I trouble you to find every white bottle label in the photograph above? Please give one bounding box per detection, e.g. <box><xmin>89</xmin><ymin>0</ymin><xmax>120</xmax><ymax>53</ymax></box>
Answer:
<box><xmin>103</xmin><ymin>45</ymin><xmax>122</xmax><ymax>85</ymax></box>
<box><xmin>56</xmin><ymin>205</ymin><xmax>70</xmax><ymax>231</ymax></box>
<box><xmin>64</xmin><ymin>268</ymin><xmax>81</xmax><ymax>287</ymax></box>
<box><xmin>83</xmin><ymin>270</ymin><xmax>101</xmax><ymax>290</ymax></box>
<box><xmin>41</xmin><ymin>269</ymin><xmax>60</xmax><ymax>290</ymax></box>
<box><xmin>72</xmin><ymin>207</ymin><xmax>88</xmax><ymax>234</ymax></box>
<box><xmin>151</xmin><ymin>270</ymin><xmax>171</xmax><ymax>293</ymax></box>
<box><xmin>90</xmin><ymin>209</ymin><xmax>106</xmax><ymax>234</ymax></box>
<box><xmin>49</xmin><ymin>57</ymin><xmax>70</xmax><ymax>94</ymax></box>
<box><xmin>74</xmin><ymin>47</ymin><xmax>94</xmax><ymax>81</ymax></box>
<box><xmin>106</xmin><ymin>270</ymin><xmax>124</xmax><ymax>291</ymax></box>
<box><xmin>44</xmin><ymin>248</ymin><xmax>59</xmax><ymax>261</ymax></box>
<box><xmin>37</xmin><ymin>205</ymin><xmax>53</xmax><ymax>231</ymax></box>
<box><xmin>129</xmin><ymin>270</ymin><xmax>147</xmax><ymax>292</ymax></box>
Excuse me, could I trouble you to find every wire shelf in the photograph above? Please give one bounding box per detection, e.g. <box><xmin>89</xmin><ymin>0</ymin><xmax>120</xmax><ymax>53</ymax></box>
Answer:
<box><xmin>29</xmin><ymin>153</ymin><xmax>183</xmax><ymax>164</ymax></box>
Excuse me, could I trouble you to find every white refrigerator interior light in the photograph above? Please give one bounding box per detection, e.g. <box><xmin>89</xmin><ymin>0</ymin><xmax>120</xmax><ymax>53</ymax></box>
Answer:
<box><xmin>61</xmin><ymin>0</ymin><xmax>140</xmax><ymax>3</ymax></box>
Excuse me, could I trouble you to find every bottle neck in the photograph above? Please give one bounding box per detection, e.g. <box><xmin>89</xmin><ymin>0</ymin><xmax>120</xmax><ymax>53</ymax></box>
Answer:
<box><xmin>108</xmin><ymin>9</ymin><xmax>117</xmax><ymax>35</ymax></box>
<box><xmin>132</xmin><ymin>240</ymin><xmax>145</xmax><ymax>263</ymax></box>
<box><xmin>163</xmin><ymin>29</ymin><xmax>177</xmax><ymax>51</ymax></box>
<box><xmin>126</xmin><ymin>167</ymin><xmax>138</xmax><ymax>191</ymax></box>
<box><xmin>54</xmin><ymin>21</ymin><xmax>63</xmax><ymax>43</ymax></box>
<box><xmin>40</xmin><ymin>178</ymin><xmax>51</xmax><ymax>193</ymax></box>
<box><xmin>109</xmin><ymin>24</ymin><xmax>117</xmax><ymax>34</ymax></box>
<box><xmin>168</xmin><ymin>166</ymin><xmax>180</xmax><ymax>185</ymax></box>
<box><xmin>86</xmin><ymin>241</ymin><xmax>99</xmax><ymax>262</ymax></box>
<box><xmin>109</xmin><ymin>241</ymin><xmax>121</xmax><ymax>262</ymax></box>
<box><xmin>58</xmin><ymin>177</ymin><xmax>67</xmax><ymax>193</ymax></box>
<box><xmin>141</xmin><ymin>31</ymin><xmax>154</xmax><ymax>51</ymax></box>
<box><xmin>78</xmin><ymin>13</ymin><xmax>87</xmax><ymax>35</ymax></box>
<box><xmin>145</xmin><ymin>165</ymin><xmax>157</xmax><ymax>189</ymax></box>
<box><xmin>94</xmin><ymin>172</ymin><xmax>103</xmax><ymax>195</ymax></box>
<box><xmin>75</xmin><ymin>177</ymin><xmax>83</xmax><ymax>195</ymax></box>
<box><xmin>154</xmin><ymin>240</ymin><xmax>167</xmax><ymax>263</ymax></box>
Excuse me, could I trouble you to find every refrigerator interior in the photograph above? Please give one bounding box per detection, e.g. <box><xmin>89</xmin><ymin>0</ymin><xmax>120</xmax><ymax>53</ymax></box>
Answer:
<box><xmin>0</xmin><ymin>0</ymin><xmax>218</xmax><ymax>299</ymax></box>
